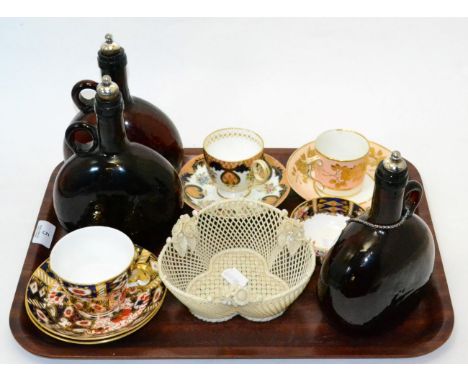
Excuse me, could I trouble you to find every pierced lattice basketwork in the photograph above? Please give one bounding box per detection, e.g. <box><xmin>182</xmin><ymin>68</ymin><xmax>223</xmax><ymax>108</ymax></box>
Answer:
<box><xmin>158</xmin><ymin>199</ymin><xmax>316</xmax><ymax>322</ymax></box>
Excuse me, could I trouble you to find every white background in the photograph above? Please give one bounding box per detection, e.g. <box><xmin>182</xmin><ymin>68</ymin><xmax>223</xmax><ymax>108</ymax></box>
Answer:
<box><xmin>0</xmin><ymin>18</ymin><xmax>467</xmax><ymax>363</ymax></box>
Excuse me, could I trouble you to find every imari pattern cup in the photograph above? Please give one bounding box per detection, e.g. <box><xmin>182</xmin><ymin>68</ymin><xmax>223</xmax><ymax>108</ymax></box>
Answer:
<box><xmin>49</xmin><ymin>226</ymin><xmax>136</xmax><ymax>318</ymax></box>
<box><xmin>203</xmin><ymin>128</ymin><xmax>271</xmax><ymax>198</ymax></box>
<box><xmin>307</xmin><ymin>129</ymin><xmax>370</xmax><ymax>197</ymax></box>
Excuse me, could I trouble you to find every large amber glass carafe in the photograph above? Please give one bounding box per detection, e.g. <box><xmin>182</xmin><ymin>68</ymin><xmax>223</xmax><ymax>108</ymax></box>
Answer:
<box><xmin>317</xmin><ymin>151</ymin><xmax>435</xmax><ymax>332</ymax></box>
<box><xmin>54</xmin><ymin>76</ymin><xmax>183</xmax><ymax>251</ymax></box>
<box><xmin>63</xmin><ymin>34</ymin><xmax>184</xmax><ymax>171</ymax></box>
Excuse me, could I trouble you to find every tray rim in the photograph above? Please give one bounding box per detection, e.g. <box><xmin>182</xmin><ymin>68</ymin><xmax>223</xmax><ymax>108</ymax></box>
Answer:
<box><xmin>9</xmin><ymin>148</ymin><xmax>454</xmax><ymax>359</ymax></box>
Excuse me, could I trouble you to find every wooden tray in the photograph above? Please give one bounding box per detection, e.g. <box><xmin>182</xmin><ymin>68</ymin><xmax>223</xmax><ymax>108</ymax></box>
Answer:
<box><xmin>9</xmin><ymin>148</ymin><xmax>454</xmax><ymax>359</ymax></box>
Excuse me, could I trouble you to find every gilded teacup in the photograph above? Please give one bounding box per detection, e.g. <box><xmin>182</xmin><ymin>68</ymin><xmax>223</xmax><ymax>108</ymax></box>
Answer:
<box><xmin>307</xmin><ymin>129</ymin><xmax>369</xmax><ymax>196</ymax></box>
<box><xmin>203</xmin><ymin>128</ymin><xmax>271</xmax><ymax>198</ymax></box>
<box><xmin>49</xmin><ymin>226</ymin><xmax>136</xmax><ymax>318</ymax></box>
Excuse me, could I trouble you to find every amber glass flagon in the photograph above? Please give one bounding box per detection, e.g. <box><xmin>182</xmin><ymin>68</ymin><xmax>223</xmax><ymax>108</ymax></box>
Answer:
<box><xmin>63</xmin><ymin>35</ymin><xmax>184</xmax><ymax>171</ymax></box>
<box><xmin>54</xmin><ymin>76</ymin><xmax>183</xmax><ymax>251</ymax></box>
<box><xmin>317</xmin><ymin>152</ymin><xmax>435</xmax><ymax>333</ymax></box>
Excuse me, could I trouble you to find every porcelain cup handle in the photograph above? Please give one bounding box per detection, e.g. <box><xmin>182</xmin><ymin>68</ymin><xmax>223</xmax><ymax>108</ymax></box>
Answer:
<box><xmin>306</xmin><ymin>155</ymin><xmax>326</xmax><ymax>190</ymax></box>
<box><xmin>252</xmin><ymin>159</ymin><xmax>271</xmax><ymax>184</ymax></box>
<box><xmin>128</xmin><ymin>262</ymin><xmax>153</xmax><ymax>288</ymax></box>
<box><xmin>403</xmin><ymin>180</ymin><xmax>423</xmax><ymax>217</ymax></box>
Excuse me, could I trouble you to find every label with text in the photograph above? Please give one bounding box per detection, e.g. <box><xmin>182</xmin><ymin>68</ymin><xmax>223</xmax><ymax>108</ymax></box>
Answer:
<box><xmin>32</xmin><ymin>220</ymin><xmax>56</xmax><ymax>249</ymax></box>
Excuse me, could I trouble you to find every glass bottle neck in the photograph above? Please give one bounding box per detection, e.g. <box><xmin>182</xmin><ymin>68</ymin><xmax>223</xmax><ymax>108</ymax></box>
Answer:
<box><xmin>368</xmin><ymin>182</ymin><xmax>405</xmax><ymax>225</ymax></box>
<box><xmin>96</xmin><ymin>102</ymin><xmax>127</xmax><ymax>154</ymax></box>
<box><xmin>100</xmin><ymin>65</ymin><xmax>132</xmax><ymax>105</ymax></box>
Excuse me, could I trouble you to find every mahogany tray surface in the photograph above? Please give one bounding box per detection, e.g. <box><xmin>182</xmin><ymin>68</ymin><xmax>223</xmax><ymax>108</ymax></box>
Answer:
<box><xmin>9</xmin><ymin>148</ymin><xmax>454</xmax><ymax>359</ymax></box>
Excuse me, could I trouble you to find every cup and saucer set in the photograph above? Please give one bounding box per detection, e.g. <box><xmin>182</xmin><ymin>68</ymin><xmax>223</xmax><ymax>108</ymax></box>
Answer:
<box><xmin>286</xmin><ymin>129</ymin><xmax>390</xmax><ymax>209</ymax></box>
<box><xmin>179</xmin><ymin>128</ymin><xmax>291</xmax><ymax>210</ymax></box>
<box><xmin>25</xmin><ymin>227</ymin><xmax>166</xmax><ymax>345</ymax></box>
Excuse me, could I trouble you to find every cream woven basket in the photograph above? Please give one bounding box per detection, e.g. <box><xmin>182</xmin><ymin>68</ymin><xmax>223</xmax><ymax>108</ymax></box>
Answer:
<box><xmin>158</xmin><ymin>199</ymin><xmax>316</xmax><ymax>322</ymax></box>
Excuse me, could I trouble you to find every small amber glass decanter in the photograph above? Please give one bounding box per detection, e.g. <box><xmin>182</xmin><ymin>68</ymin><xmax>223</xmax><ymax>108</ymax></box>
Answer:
<box><xmin>64</xmin><ymin>33</ymin><xmax>184</xmax><ymax>171</ymax></box>
<box><xmin>318</xmin><ymin>151</ymin><xmax>435</xmax><ymax>332</ymax></box>
<box><xmin>54</xmin><ymin>75</ymin><xmax>183</xmax><ymax>251</ymax></box>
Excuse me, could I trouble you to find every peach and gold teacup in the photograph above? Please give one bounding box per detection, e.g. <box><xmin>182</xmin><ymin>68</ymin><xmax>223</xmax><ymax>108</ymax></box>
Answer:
<box><xmin>307</xmin><ymin>129</ymin><xmax>369</xmax><ymax>197</ymax></box>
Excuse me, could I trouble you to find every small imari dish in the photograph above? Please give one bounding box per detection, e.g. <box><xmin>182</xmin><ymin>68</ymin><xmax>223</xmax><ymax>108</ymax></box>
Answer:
<box><xmin>286</xmin><ymin>141</ymin><xmax>390</xmax><ymax>209</ymax></box>
<box><xmin>179</xmin><ymin>154</ymin><xmax>290</xmax><ymax>210</ymax></box>
<box><xmin>25</xmin><ymin>246</ymin><xmax>166</xmax><ymax>345</ymax></box>
<box><xmin>291</xmin><ymin>198</ymin><xmax>365</xmax><ymax>260</ymax></box>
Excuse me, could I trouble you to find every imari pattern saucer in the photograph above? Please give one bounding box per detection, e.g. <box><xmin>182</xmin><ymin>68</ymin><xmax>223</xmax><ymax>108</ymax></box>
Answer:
<box><xmin>291</xmin><ymin>197</ymin><xmax>366</xmax><ymax>221</ymax></box>
<box><xmin>25</xmin><ymin>246</ymin><xmax>166</xmax><ymax>345</ymax></box>
<box><xmin>286</xmin><ymin>141</ymin><xmax>390</xmax><ymax>209</ymax></box>
<box><xmin>180</xmin><ymin>154</ymin><xmax>290</xmax><ymax>210</ymax></box>
<box><xmin>291</xmin><ymin>197</ymin><xmax>365</xmax><ymax>259</ymax></box>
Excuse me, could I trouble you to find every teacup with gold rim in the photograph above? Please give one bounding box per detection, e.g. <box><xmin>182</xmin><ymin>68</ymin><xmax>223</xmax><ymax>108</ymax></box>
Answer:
<box><xmin>203</xmin><ymin>128</ymin><xmax>271</xmax><ymax>198</ymax></box>
<box><xmin>307</xmin><ymin>129</ymin><xmax>369</xmax><ymax>197</ymax></box>
<box><xmin>49</xmin><ymin>226</ymin><xmax>136</xmax><ymax>318</ymax></box>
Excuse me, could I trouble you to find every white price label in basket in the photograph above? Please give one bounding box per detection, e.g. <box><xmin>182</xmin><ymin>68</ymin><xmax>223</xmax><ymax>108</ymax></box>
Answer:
<box><xmin>222</xmin><ymin>268</ymin><xmax>248</xmax><ymax>287</ymax></box>
<box><xmin>32</xmin><ymin>220</ymin><xmax>56</xmax><ymax>249</ymax></box>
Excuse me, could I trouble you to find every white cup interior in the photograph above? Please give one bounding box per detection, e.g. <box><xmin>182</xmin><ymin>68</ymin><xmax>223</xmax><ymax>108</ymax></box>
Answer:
<box><xmin>50</xmin><ymin>226</ymin><xmax>135</xmax><ymax>285</ymax></box>
<box><xmin>204</xmin><ymin>128</ymin><xmax>263</xmax><ymax>162</ymax></box>
<box><xmin>315</xmin><ymin>130</ymin><xmax>369</xmax><ymax>161</ymax></box>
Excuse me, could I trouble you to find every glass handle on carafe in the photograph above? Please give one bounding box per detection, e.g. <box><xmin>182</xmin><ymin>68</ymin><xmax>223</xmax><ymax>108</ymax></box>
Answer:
<box><xmin>65</xmin><ymin>122</ymin><xmax>99</xmax><ymax>156</ymax></box>
<box><xmin>403</xmin><ymin>180</ymin><xmax>423</xmax><ymax>217</ymax></box>
<box><xmin>71</xmin><ymin>79</ymin><xmax>98</xmax><ymax>113</ymax></box>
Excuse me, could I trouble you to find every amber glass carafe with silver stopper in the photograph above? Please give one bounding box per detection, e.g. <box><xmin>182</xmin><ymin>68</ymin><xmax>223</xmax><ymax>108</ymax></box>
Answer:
<box><xmin>54</xmin><ymin>75</ymin><xmax>183</xmax><ymax>251</ymax></box>
<box><xmin>64</xmin><ymin>34</ymin><xmax>184</xmax><ymax>171</ymax></box>
<box><xmin>317</xmin><ymin>151</ymin><xmax>435</xmax><ymax>332</ymax></box>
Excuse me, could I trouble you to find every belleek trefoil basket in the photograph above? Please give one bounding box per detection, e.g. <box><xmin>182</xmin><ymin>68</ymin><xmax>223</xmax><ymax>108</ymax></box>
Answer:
<box><xmin>158</xmin><ymin>199</ymin><xmax>316</xmax><ymax>322</ymax></box>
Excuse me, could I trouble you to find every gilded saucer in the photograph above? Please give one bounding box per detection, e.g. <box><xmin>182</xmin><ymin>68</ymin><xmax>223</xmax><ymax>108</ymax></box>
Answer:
<box><xmin>286</xmin><ymin>141</ymin><xmax>390</xmax><ymax>209</ymax></box>
<box><xmin>25</xmin><ymin>246</ymin><xmax>166</xmax><ymax>345</ymax></box>
<box><xmin>180</xmin><ymin>154</ymin><xmax>290</xmax><ymax>210</ymax></box>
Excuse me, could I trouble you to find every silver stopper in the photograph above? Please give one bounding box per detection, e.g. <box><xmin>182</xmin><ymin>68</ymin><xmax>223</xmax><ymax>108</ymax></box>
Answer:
<box><xmin>100</xmin><ymin>33</ymin><xmax>121</xmax><ymax>55</ymax></box>
<box><xmin>383</xmin><ymin>150</ymin><xmax>407</xmax><ymax>173</ymax></box>
<box><xmin>96</xmin><ymin>75</ymin><xmax>120</xmax><ymax>100</ymax></box>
